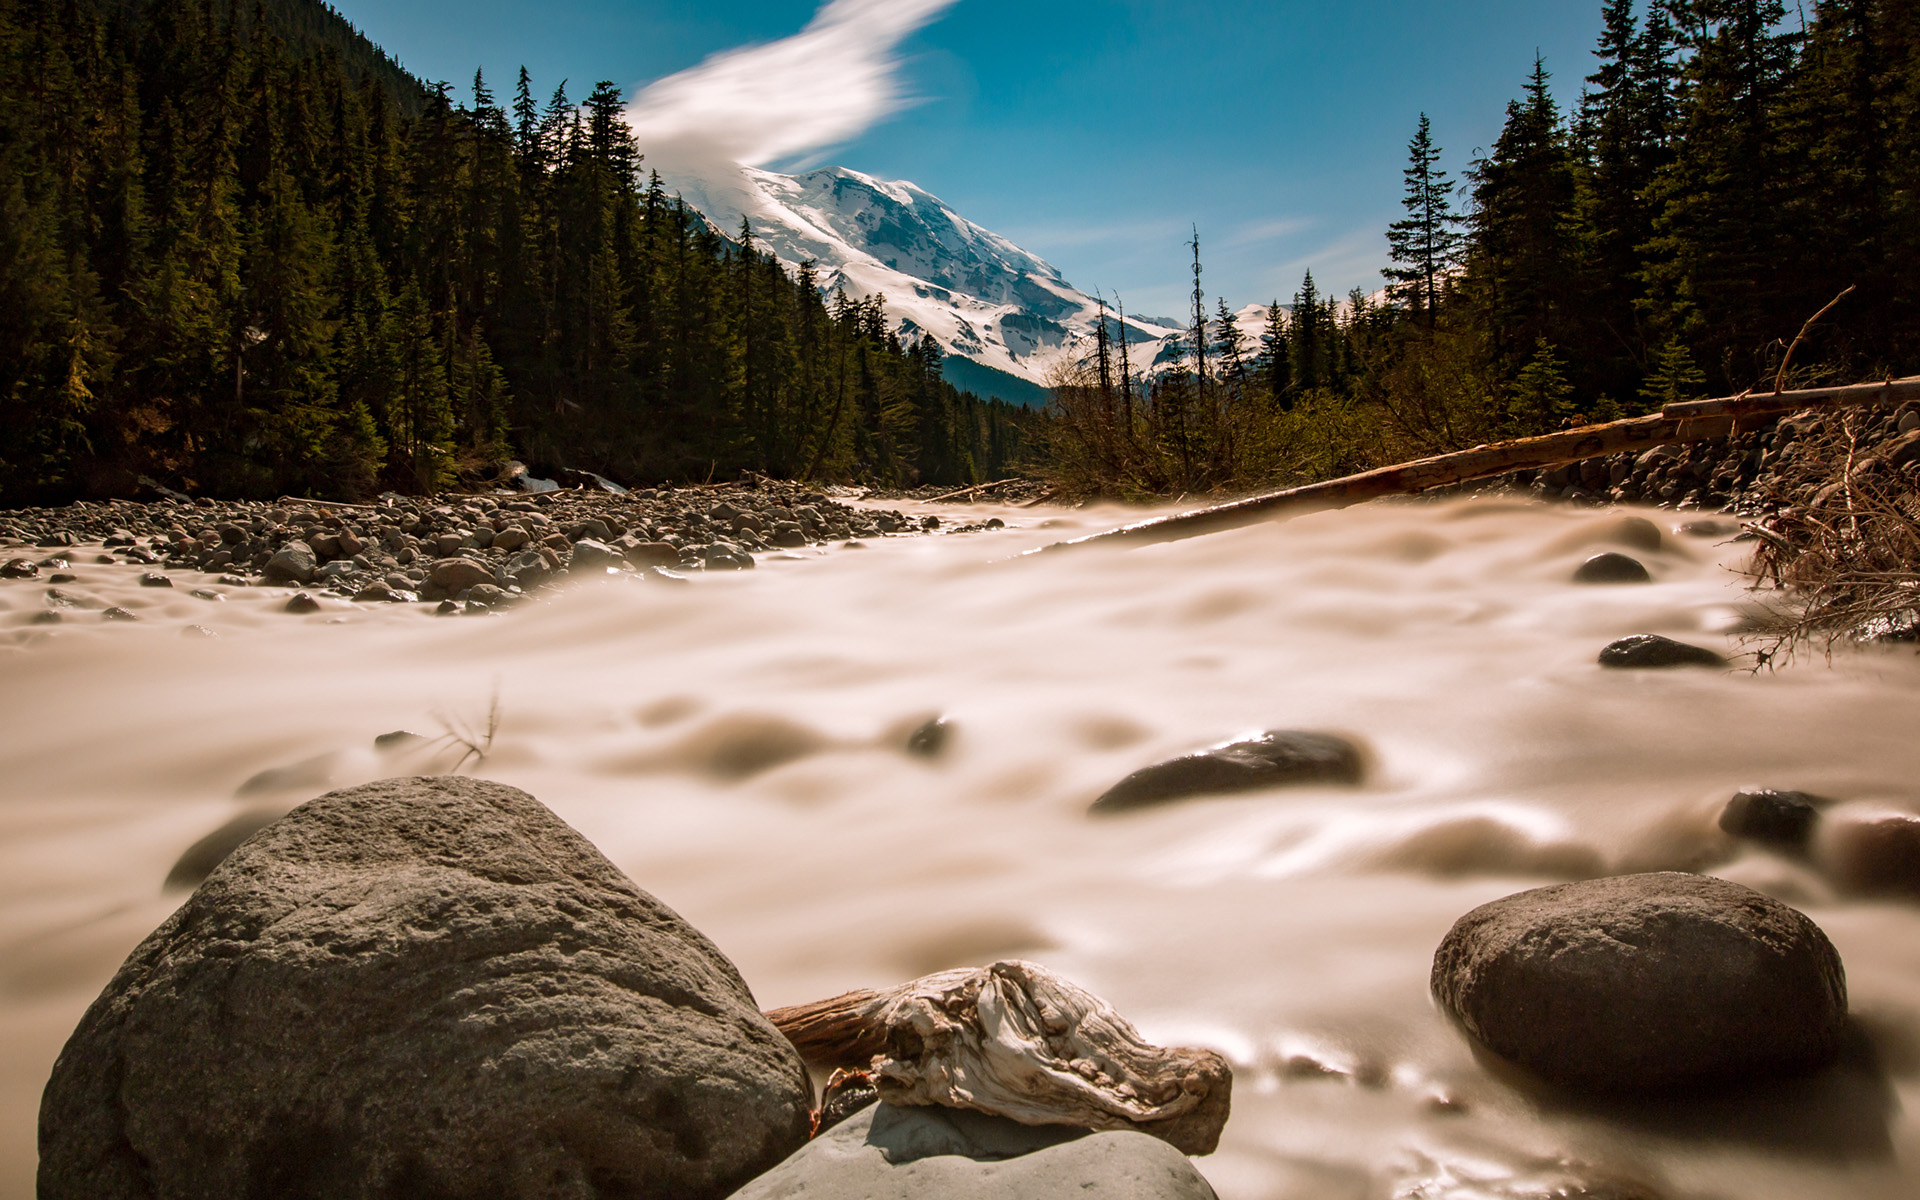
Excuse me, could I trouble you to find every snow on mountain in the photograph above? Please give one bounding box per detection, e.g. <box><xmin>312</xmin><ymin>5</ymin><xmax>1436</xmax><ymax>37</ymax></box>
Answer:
<box><xmin>654</xmin><ymin>162</ymin><xmax>1187</xmax><ymax>402</ymax></box>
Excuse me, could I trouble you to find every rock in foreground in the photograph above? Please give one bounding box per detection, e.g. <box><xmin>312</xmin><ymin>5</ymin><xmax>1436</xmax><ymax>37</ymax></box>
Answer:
<box><xmin>1090</xmin><ymin>730</ymin><xmax>1364</xmax><ymax>814</ymax></box>
<box><xmin>40</xmin><ymin>776</ymin><xmax>812</xmax><ymax>1200</ymax></box>
<box><xmin>1431</xmin><ymin>872</ymin><xmax>1847</xmax><ymax>1093</ymax></box>
<box><xmin>731</xmin><ymin>1104</ymin><xmax>1219</xmax><ymax>1200</ymax></box>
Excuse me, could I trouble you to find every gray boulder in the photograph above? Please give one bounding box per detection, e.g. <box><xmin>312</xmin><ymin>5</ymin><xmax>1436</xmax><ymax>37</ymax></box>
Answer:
<box><xmin>1091</xmin><ymin>730</ymin><xmax>1365</xmax><ymax>814</ymax></box>
<box><xmin>731</xmin><ymin>1104</ymin><xmax>1218</xmax><ymax>1200</ymax></box>
<box><xmin>263</xmin><ymin>540</ymin><xmax>317</xmax><ymax>584</ymax></box>
<box><xmin>40</xmin><ymin>776</ymin><xmax>813</xmax><ymax>1200</ymax></box>
<box><xmin>1431</xmin><ymin>872</ymin><xmax>1847</xmax><ymax>1093</ymax></box>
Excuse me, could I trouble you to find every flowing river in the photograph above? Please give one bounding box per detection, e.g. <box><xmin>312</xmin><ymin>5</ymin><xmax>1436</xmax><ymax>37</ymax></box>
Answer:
<box><xmin>3</xmin><ymin>494</ymin><xmax>1918</xmax><ymax>1199</ymax></box>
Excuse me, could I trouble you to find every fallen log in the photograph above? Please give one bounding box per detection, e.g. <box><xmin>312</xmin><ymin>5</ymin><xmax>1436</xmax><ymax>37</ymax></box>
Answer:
<box><xmin>923</xmin><ymin>477</ymin><xmax>1027</xmax><ymax>504</ymax></box>
<box><xmin>1032</xmin><ymin>377</ymin><xmax>1920</xmax><ymax>555</ymax></box>
<box><xmin>764</xmin><ymin>959</ymin><xmax>1232</xmax><ymax>1155</ymax></box>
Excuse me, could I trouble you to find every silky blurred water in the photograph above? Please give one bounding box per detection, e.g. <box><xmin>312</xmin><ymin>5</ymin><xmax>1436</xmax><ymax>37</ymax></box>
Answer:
<box><xmin>3</xmin><ymin>495</ymin><xmax>1918</xmax><ymax>1199</ymax></box>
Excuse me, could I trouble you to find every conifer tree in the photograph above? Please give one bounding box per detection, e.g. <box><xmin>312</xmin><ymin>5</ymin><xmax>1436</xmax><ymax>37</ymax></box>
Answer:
<box><xmin>1383</xmin><ymin>114</ymin><xmax>1460</xmax><ymax>325</ymax></box>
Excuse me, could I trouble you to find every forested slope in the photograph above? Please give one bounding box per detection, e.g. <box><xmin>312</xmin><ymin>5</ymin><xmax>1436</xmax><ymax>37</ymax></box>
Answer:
<box><xmin>0</xmin><ymin>0</ymin><xmax>1038</xmax><ymax>504</ymax></box>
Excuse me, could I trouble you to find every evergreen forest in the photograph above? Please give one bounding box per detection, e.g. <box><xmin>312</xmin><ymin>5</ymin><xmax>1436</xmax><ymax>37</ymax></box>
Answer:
<box><xmin>1047</xmin><ymin>0</ymin><xmax>1920</xmax><ymax>497</ymax></box>
<box><xmin>0</xmin><ymin>0</ymin><xmax>1039</xmax><ymax>505</ymax></box>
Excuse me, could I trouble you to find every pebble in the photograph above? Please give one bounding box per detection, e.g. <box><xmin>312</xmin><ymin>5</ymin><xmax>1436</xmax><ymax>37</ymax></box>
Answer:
<box><xmin>283</xmin><ymin>593</ymin><xmax>322</xmax><ymax>614</ymax></box>
<box><xmin>138</xmin><ymin>572</ymin><xmax>172</xmax><ymax>588</ymax></box>
<box><xmin>101</xmin><ymin>606</ymin><xmax>139</xmax><ymax>621</ymax></box>
<box><xmin>0</xmin><ymin>558</ymin><xmax>37</xmax><ymax>578</ymax></box>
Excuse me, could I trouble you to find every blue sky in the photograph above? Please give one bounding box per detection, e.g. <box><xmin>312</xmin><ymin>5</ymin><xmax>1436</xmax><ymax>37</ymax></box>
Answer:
<box><xmin>328</xmin><ymin>0</ymin><xmax>1607</xmax><ymax>319</ymax></box>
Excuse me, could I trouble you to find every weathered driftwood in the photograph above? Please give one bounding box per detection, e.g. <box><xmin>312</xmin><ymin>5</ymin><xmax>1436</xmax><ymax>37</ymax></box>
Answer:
<box><xmin>1031</xmin><ymin>377</ymin><xmax>1920</xmax><ymax>555</ymax></box>
<box><xmin>764</xmin><ymin>960</ymin><xmax>1232</xmax><ymax>1155</ymax></box>
<box><xmin>923</xmin><ymin>477</ymin><xmax>1025</xmax><ymax>504</ymax></box>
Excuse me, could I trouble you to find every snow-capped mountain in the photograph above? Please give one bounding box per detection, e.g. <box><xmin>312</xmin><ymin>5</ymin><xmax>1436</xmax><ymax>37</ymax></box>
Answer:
<box><xmin>654</xmin><ymin>162</ymin><xmax>1188</xmax><ymax>405</ymax></box>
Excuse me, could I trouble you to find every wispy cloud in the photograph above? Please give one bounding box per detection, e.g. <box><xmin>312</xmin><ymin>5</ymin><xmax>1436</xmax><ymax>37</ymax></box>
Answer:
<box><xmin>626</xmin><ymin>0</ymin><xmax>959</xmax><ymax>171</ymax></box>
<box><xmin>1221</xmin><ymin>216</ymin><xmax>1315</xmax><ymax>249</ymax></box>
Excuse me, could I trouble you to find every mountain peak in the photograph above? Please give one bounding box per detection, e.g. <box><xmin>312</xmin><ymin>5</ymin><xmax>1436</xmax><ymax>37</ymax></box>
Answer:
<box><xmin>652</xmin><ymin>160</ymin><xmax>1184</xmax><ymax>402</ymax></box>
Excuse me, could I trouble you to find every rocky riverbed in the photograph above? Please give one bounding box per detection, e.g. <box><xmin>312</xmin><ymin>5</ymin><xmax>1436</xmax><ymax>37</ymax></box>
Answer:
<box><xmin>0</xmin><ymin>480</ymin><xmax>1010</xmax><ymax>616</ymax></box>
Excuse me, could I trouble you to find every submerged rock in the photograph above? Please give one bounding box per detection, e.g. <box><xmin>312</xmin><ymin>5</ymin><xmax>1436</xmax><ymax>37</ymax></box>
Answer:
<box><xmin>1597</xmin><ymin>633</ymin><xmax>1726</xmax><ymax>669</ymax></box>
<box><xmin>730</xmin><ymin>1104</ymin><xmax>1218</xmax><ymax>1200</ymax></box>
<box><xmin>1090</xmin><ymin>730</ymin><xmax>1365</xmax><ymax>814</ymax></box>
<box><xmin>163</xmin><ymin>808</ymin><xmax>285</xmax><ymax>890</ymax></box>
<box><xmin>1823</xmin><ymin>812</ymin><xmax>1920</xmax><ymax>898</ymax></box>
<box><xmin>1431</xmin><ymin>872</ymin><xmax>1847</xmax><ymax>1093</ymax></box>
<box><xmin>1719</xmin><ymin>789</ymin><xmax>1824</xmax><ymax>850</ymax></box>
<box><xmin>1572</xmin><ymin>552</ymin><xmax>1652</xmax><ymax>584</ymax></box>
<box><xmin>39</xmin><ymin>776</ymin><xmax>813</xmax><ymax>1200</ymax></box>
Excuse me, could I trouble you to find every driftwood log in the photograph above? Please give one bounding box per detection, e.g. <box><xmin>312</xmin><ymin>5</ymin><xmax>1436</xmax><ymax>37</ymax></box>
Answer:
<box><xmin>923</xmin><ymin>477</ymin><xmax>1025</xmax><ymax>504</ymax></box>
<box><xmin>764</xmin><ymin>960</ymin><xmax>1232</xmax><ymax>1155</ymax></box>
<box><xmin>1032</xmin><ymin>377</ymin><xmax>1920</xmax><ymax>555</ymax></box>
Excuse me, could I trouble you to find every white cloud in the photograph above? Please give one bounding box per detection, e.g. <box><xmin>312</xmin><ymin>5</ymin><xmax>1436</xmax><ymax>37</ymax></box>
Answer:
<box><xmin>626</xmin><ymin>0</ymin><xmax>959</xmax><ymax>172</ymax></box>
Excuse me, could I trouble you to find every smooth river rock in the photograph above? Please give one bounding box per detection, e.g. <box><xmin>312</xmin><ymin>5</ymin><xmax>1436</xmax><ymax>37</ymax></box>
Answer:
<box><xmin>1572</xmin><ymin>552</ymin><xmax>1652</xmax><ymax>584</ymax></box>
<box><xmin>1597</xmin><ymin>633</ymin><xmax>1727</xmax><ymax>669</ymax></box>
<box><xmin>1090</xmin><ymin>730</ymin><xmax>1365</xmax><ymax>814</ymax></box>
<box><xmin>1432</xmin><ymin>872</ymin><xmax>1848</xmax><ymax>1093</ymax></box>
<box><xmin>40</xmin><ymin>776</ymin><xmax>813</xmax><ymax>1200</ymax></box>
<box><xmin>731</xmin><ymin>1104</ymin><xmax>1219</xmax><ymax>1200</ymax></box>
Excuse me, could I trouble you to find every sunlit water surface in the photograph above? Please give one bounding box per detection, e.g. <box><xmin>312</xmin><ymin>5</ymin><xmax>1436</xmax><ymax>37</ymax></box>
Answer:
<box><xmin>3</xmin><ymin>495</ymin><xmax>1919</xmax><ymax>1200</ymax></box>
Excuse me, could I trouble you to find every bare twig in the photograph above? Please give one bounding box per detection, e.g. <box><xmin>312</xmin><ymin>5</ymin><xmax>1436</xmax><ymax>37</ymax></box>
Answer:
<box><xmin>1775</xmin><ymin>285</ymin><xmax>1855</xmax><ymax>394</ymax></box>
<box><xmin>430</xmin><ymin>684</ymin><xmax>503</xmax><ymax>774</ymax></box>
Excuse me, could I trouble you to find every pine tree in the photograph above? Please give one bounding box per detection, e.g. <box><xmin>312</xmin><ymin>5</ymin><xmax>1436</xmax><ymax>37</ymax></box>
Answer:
<box><xmin>1466</xmin><ymin>56</ymin><xmax>1579</xmax><ymax>367</ymax></box>
<box><xmin>1383</xmin><ymin>113</ymin><xmax>1460</xmax><ymax>325</ymax></box>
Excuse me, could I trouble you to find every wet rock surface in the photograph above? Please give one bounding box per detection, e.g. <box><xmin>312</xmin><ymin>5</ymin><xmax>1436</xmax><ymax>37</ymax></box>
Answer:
<box><xmin>1090</xmin><ymin>730</ymin><xmax>1365</xmax><ymax>814</ymax></box>
<box><xmin>731</xmin><ymin>1103</ymin><xmax>1219</xmax><ymax>1200</ymax></box>
<box><xmin>1598</xmin><ymin>633</ymin><xmax>1727</xmax><ymax>669</ymax></box>
<box><xmin>1432</xmin><ymin>872</ymin><xmax>1848</xmax><ymax>1094</ymax></box>
<box><xmin>39</xmin><ymin>776</ymin><xmax>813</xmax><ymax>1200</ymax></box>
<box><xmin>1573</xmin><ymin>552</ymin><xmax>1653</xmax><ymax>584</ymax></box>
<box><xmin>1720</xmin><ymin>789</ymin><xmax>1825</xmax><ymax>850</ymax></box>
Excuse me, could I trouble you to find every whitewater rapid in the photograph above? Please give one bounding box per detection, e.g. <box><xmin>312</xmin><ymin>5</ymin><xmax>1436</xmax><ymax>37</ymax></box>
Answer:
<box><xmin>3</xmin><ymin>495</ymin><xmax>1918</xmax><ymax>1199</ymax></box>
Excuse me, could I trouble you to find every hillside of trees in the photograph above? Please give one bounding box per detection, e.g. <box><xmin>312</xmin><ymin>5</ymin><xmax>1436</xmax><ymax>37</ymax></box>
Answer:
<box><xmin>1047</xmin><ymin>0</ymin><xmax>1918</xmax><ymax>498</ymax></box>
<box><xmin>0</xmin><ymin>0</ymin><xmax>1039</xmax><ymax>505</ymax></box>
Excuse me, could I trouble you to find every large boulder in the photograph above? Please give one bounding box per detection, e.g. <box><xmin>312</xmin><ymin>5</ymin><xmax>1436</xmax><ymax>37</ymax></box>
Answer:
<box><xmin>40</xmin><ymin>776</ymin><xmax>813</xmax><ymax>1200</ymax></box>
<box><xmin>1090</xmin><ymin>730</ymin><xmax>1364</xmax><ymax>814</ymax></box>
<box><xmin>1431</xmin><ymin>872</ymin><xmax>1847</xmax><ymax>1093</ymax></box>
<box><xmin>730</xmin><ymin>1103</ymin><xmax>1219</xmax><ymax>1200</ymax></box>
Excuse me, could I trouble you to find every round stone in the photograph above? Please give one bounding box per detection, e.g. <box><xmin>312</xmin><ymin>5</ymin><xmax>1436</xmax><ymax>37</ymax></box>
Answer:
<box><xmin>1572</xmin><ymin>552</ymin><xmax>1652</xmax><ymax>584</ymax></box>
<box><xmin>1431</xmin><ymin>872</ymin><xmax>1847</xmax><ymax>1093</ymax></box>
